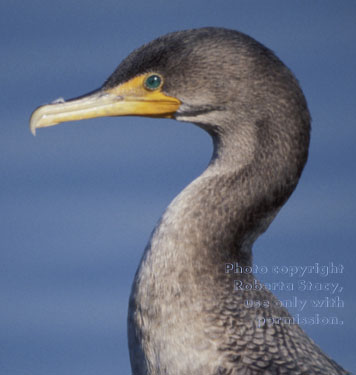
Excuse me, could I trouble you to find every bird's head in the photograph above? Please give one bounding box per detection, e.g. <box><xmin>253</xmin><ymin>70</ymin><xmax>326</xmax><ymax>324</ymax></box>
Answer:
<box><xmin>30</xmin><ymin>27</ymin><xmax>310</xmax><ymax>185</ymax></box>
<box><xmin>31</xmin><ymin>27</ymin><xmax>307</xmax><ymax>139</ymax></box>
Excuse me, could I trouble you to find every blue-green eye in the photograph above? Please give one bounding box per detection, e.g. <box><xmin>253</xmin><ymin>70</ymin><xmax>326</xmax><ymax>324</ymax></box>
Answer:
<box><xmin>144</xmin><ymin>74</ymin><xmax>162</xmax><ymax>90</ymax></box>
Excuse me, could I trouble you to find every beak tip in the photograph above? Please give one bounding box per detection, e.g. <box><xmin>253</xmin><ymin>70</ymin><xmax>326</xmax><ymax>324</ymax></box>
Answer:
<box><xmin>30</xmin><ymin>111</ymin><xmax>39</xmax><ymax>136</ymax></box>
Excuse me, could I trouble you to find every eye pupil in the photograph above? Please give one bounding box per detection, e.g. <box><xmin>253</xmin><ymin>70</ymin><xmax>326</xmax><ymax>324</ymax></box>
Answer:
<box><xmin>145</xmin><ymin>74</ymin><xmax>162</xmax><ymax>90</ymax></box>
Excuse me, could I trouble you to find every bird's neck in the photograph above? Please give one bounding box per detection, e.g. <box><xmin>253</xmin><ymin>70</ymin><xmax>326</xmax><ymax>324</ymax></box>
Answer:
<box><xmin>128</xmin><ymin>124</ymin><xmax>307</xmax><ymax>373</ymax></box>
<box><xmin>128</xmin><ymin>146</ymin><xmax>279</xmax><ymax>371</ymax></box>
<box><xmin>133</xmin><ymin>116</ymin><xmax>305</xmax><ymax>292</ymax></box>
<box><xmin>144</xmin><ymin>159</ymin><xmax>277</xmax><ymax>279</ymax></box>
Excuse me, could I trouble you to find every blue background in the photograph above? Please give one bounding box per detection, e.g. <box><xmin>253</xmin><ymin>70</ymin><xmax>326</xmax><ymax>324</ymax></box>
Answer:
<box><xmin>1</xmin><ymin>1</ymin><xmax>355</xmax><ymax>374</ymax></box>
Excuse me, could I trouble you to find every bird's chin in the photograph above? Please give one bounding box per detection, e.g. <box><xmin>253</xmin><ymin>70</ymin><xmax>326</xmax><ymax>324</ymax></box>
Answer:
<box><xmin>175</xmin><ymin>104</ymin><xmax>225</xmax><ymax>134</ymax></box>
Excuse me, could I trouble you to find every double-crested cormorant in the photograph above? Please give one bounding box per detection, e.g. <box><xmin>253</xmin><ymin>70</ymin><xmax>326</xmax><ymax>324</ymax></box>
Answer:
<box><xmin>30</xmin><ymin>27</ymin><xmax>349</xmax><ymax>375</ymax></box>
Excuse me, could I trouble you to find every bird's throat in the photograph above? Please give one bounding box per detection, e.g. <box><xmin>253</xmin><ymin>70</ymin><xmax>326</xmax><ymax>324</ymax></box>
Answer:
<box><xmin>127</xmin><ymin>159</ymin><xmax>282</xmax><ymax>373</ymax></box>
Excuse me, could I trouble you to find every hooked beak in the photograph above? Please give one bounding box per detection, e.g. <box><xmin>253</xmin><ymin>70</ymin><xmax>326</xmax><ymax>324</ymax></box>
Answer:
<box><xmin>30</xmin><ymin>74</ymin><xmax>181</xmax><ymax>135</ymax></box>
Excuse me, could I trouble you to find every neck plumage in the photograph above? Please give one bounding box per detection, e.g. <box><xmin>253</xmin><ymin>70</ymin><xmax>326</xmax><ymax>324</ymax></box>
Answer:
<box><xmin>128</xmin><ymin>114</ymin><xmax>308</xmax><ymax>374</ymax></box>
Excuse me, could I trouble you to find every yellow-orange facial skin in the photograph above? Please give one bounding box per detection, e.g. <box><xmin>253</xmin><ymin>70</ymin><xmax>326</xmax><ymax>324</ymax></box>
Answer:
<box><xmin>30</xmin><ymin>74</ymin><xmax>181</xmax><ymax>135</ymax></box>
